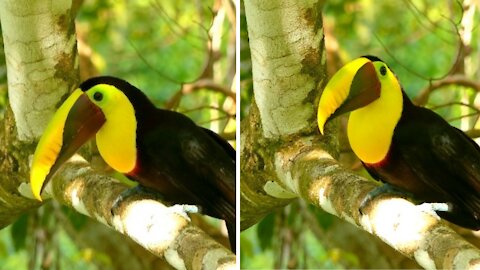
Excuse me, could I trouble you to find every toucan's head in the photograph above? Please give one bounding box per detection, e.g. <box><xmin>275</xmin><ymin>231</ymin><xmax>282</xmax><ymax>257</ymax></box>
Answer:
<box><xmin>30</xmin><ymin>76</ymin><xmax>153</xmax><ymax>201</ymax></box>
<box><xmin>317</xmin><ymin>56</ymin><xmax>400</xmax><ymax>134</ymax></box>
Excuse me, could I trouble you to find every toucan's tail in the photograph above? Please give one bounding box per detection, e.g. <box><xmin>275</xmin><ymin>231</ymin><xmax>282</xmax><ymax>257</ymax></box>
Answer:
<box><xmin>226</xmin><ymin>220</ymin><xmax>236</xmax><ymax>253</ymax></box>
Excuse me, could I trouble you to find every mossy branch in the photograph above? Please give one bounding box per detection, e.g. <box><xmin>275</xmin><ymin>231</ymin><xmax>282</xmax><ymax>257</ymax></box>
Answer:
<box><xmin>26</xmin><ymin>156</ymin><xmax>235</xmax><ymax>270</ymax></box>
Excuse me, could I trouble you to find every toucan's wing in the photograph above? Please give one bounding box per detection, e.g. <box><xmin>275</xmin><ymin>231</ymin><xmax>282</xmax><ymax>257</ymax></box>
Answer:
<box><xmin>200</xmin><ymin>127</ymin><xmax>235</xmax><ymax>160</ymax></box>
<box><xmin>394</xmin><ymin>107</ymin><xmax>480</xmax><ymax>227</ymax></box>
<box><xmin>138</xmin><ymin>111</ymin><xmax>236</xmax><ymax>251</ymax></box>
<box><xmin>179</xmin><ymin>128</ymin><xmax>236</xmax><ymax>211</ymax></box>
<box><xmin>430</xmin><ymin>126</ymin><xmax>480</xmax><ymax>209</ymax></box>
<box><xmin>179</xmin><ymin>126</ymin><xmax>236</xmax><ymax>251</ymax></box>
<box><xmin>137</xmin><ymin>110</ymin><xmax>235</xmax><ymax>221</ymax></box>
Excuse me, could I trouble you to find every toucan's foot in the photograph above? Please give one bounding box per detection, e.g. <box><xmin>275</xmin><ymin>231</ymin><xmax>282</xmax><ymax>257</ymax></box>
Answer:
<box><xmin>416</xmin><ymin>202</ymin><xmax>450</xmax><ymax>220</ymax></box>
<box><xmin>166</xmin><ymin>204</ymin><xmax>202</xmax><ymax>222</ymax></box>
<box><xmin>169</xmin><ymin>204</ymin><xmax>201</xmax><ymax>215</ymax></box>
<box><xmin>359</xmin><ymin>183</ymin><xmax>413</xmax><ymax>215</ymax></box>
<box><xmin>111</xmin><ymin>185</ymin><xmax>166</xmax><ymax>215</ymax></box>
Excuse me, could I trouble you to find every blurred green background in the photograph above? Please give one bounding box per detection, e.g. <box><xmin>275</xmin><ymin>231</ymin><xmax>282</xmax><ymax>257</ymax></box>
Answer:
<box><xmin>0</xmin><ymin>0</ymin><xmax>235</xmax><ymax>269</ymax></box>
<box><xmin>240</xmin><ymin>0</ymin><xmax>480</xmax><ymax>268</ymax></box>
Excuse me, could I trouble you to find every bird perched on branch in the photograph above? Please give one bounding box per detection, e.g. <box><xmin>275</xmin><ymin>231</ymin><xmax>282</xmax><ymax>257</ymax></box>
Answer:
<box><xmin>30</xmin><ymin>76</ymin><xmax>236</xmax><ymax>251</ymax></box>
<box><xmin>317</xmin><ymin>56</ymin><xmax>480</xmax><ymax>230</ymax></box>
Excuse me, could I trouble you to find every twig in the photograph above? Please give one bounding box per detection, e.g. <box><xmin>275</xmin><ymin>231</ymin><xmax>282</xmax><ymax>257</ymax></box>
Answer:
<box><xmin>180</xmin><ymin>105</ymin><xmax>235</xmax><ymax>117</ymax></box>
<box><xmin>197</xmin><ymin>115</ymin><xmax>232</xmax><ymax>126</ymax></box>
<box><xmin>429</xmin><ymin>101</ymin><xmax>480</xmax><ymax>113</ymax></box>
<box><xmin>414</xmin><ymin>74</ymin><xmax>480</xmax><ymax>105</ymax></box>
<box><xmin>447</xmin><ymin>112</ymin><xmax>480</xmax><ymax>122</ymax></box>
<box><xmin>465</xmin><ymin>129</ymin><xmax>480</xmax><ymax>138</ymax></box>
<box><xmin>219</xmin><ymin>131</ymin><xmax>235</xmax><ymax>141</ymax></box>
<box><xmin>166</xmin><ymin>79</ymin><xmax>235</xmax><ymax>109</ymax></box>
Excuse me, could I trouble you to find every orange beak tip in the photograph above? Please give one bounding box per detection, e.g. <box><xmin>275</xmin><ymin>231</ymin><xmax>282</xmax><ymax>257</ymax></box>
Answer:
<box><xmin>317</xmin><ymin>114</ymin><xmax>327</xmax><ymax>136</ymax></box>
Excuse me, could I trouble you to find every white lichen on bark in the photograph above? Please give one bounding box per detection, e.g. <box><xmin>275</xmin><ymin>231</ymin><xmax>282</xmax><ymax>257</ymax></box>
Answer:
<box><xmin>413</xmin><ymin>249</ymin><xmax>435</xmax><ymax>270</ymax></box>
<box><xmin>0</xmin><ymin>0</ymin><xmax>77</xmax><ymax>141</ymax></box>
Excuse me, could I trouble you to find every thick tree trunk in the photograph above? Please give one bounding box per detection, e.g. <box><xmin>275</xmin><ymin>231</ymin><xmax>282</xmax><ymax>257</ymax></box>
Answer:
<box><xmin>244</xmin><ymin>0</ymin><xmax>325</xmax><ymax>139</ymax></box>
<box><xmin>0</xmin><ymin>0</ymin><xmax>79</xmax><ymax>228</ymax></box>
<box><xmin>241</xmin><ymin>1</ymin><xmax>480</xmax><ymax>269</ymax></box>
<box><xmin>241</xmin><ymin>0</ymin><xmax>329</xmax><ymax>230</ymax></box>
<box><xmin>1</xmin><ymin>0</ymin><xmax>79</xmax><ymax>142</ymax></box>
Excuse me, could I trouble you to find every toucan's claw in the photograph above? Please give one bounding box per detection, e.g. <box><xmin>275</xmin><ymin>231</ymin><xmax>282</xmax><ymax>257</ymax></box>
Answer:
<box><xmin>416</xmin><ymin>202</ymin><xmax>450</xmax><ymax>221</ymax></box>
<box><xmin>110</xmin><ymin>185</ymin><xmax>167</xmax><ymax>215</ymax></box>
<box><xmin>359</xmin><ymin>183</ymin><xmax>414</xmax><ymax>215</ymax></box>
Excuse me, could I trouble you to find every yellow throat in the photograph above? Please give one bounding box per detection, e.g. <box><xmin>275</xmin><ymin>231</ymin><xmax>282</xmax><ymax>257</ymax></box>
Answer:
<box><xmin>86</xmin><ymin>84</ymin><xmax>137</xmax><ymax>173</ymax></box>
<box><xmin>347</xmin><ymin>63</ymin><xmax>403</xmax><ymax>164</ymax></box>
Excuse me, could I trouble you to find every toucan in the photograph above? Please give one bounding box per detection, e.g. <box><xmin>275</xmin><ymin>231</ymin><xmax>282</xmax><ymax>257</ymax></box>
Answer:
<box><xmin>317</xmin><ymin>56</ymin><xmax>480</xmax><ymax>230</ymax></box>
<box><xmin>30</xmin><ymin>76</ymin><xmax>236</xmax><ymax>251</ymax></box>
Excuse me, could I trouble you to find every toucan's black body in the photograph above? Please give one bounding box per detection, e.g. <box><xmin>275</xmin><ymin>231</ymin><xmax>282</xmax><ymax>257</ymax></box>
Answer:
<box><xmin>80</xmin><ymin>77</ymin><xmax>236</xmax><ymax>248</ymax></box>
<box><xmin>365</xmin><ymin>91</ymin><xmax>480</xmax><ymax>229</ymax></box>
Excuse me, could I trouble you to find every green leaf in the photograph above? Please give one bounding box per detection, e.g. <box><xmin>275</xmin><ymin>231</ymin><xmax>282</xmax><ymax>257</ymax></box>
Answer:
<box><xmin>310</xmin><ymin>205</ymin><xmax>334</xmax><ymax>230</ymax></box>
<box><xmin>257</xmin><ymin>212</ymin><xmax>275</xmax><ymax>250</ymax></box>
<box><xmin>62</xmin><ymin>206</ymin><xmax>88</xmax><ymax>231</ymax></box>
<box><xmin>239</xmin><ymin>234</ymin><xmax>253</xmax><ymax>266</ymax></box>
<box><xmin>10</xmin><ymin>214</ymin><xmax>28</xmax><ymax>251</ymax></box>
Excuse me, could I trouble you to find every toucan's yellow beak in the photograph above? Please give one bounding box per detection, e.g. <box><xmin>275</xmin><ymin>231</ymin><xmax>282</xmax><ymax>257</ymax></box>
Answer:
<box><xmin>30</xmin><ymin>89</ymin><xmax>106</xmax><ymax>201</ymax></box>
<box><xmin>317</xmin><ymin>57</ymin><xmax>381</xmax><ymax>134</ymax></box>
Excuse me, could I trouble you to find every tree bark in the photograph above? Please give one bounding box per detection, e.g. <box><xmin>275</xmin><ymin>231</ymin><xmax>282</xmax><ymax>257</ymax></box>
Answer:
<box><xmin>0</xmin><ymin>0</ymin><xmax>79</xmax><ymax>142</ymax></box>
<box><xmin>241</xmin><ymin>1</ymin><xmax>480</xmax><ymax>269</ymax></box>
<box><xmin>241</xmin><ymin>0</ymin><xmax>329</xmax><ymax>230</ymax></box>
<box><xmin>0</xmin><ymin>0</ymin><xmax>79</xmax><ymax>228</ymax></box>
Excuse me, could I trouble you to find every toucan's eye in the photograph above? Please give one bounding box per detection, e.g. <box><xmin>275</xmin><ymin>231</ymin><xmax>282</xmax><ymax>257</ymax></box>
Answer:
<box><xmin>380</xmin><ymin>66</ymin><xmax>387</xmax><ymax>76</ymax></box>
<box><xmin>93</xmin><ymin>92</ymin><xmax>103</xmax><ymax>102</ymax></box>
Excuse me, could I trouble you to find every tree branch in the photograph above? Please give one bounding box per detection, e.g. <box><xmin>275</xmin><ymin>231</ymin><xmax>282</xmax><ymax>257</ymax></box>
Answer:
<box><xmin>166</xmin><ymin>79</ymin><xmax>236</xmax><ymax>110</ymax></box>
<box><xmin>29</xmin><ymin>156</ymin><xmax>235</xmax><ymax>270</ymax></box>
<box><xmin>465</xmin><ymin>129</ymin><xmax>480</xmax><ymax>139</ymax></box>
<box><xmin>414</xmin><ymin>74</ymin><xmax>480</xmax><ymax>106</ymax></box>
